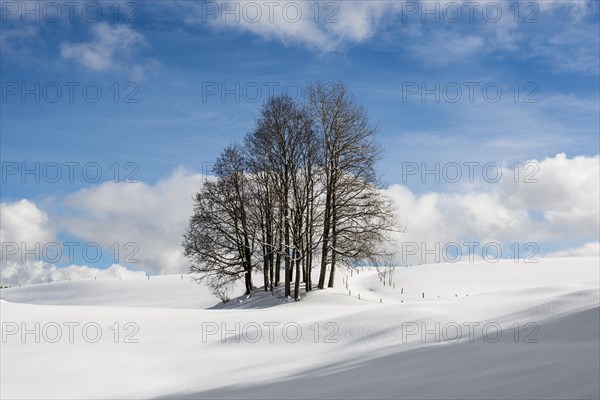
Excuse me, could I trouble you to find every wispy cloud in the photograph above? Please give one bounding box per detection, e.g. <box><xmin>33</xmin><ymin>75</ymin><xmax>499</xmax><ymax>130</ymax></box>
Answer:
<box><xmin>180</xmin><ymin>0</ymin><xmax>404</xmax><ymax>52</ymax></box>
<box><xmin>0</xmin><ymin>24</ymin><xmax>40</xmax><ymax>65</ymax></box>
<box><xmin>60</xmin><ymin>22</ymin><xmax>154</xmax><ymax>80</ymax></box>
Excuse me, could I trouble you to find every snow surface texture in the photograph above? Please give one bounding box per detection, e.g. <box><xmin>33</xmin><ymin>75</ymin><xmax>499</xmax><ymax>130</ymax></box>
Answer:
<box><xmin>1</xmin><ymin>257</ymin><xmax>599</xmax><ymax>399</ymax></box>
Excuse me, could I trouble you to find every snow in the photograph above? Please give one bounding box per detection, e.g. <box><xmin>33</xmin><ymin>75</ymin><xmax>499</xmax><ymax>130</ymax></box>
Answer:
<box><xmin>1</xmin><ymin>257</ymin><xmax>599</xmax><ymax>399</ymax></box>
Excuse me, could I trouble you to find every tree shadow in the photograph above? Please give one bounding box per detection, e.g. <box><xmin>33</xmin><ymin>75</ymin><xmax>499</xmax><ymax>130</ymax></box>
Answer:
<box><xmin>208</xmin><ymin>285</ymin><xmax>298</xmax><ymax>310</ymax></box>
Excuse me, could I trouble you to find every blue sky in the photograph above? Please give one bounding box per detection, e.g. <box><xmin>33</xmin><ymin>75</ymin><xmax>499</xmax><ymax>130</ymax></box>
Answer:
<box><xmin>1</xmin><ymin>1</ymin><xmax>599</xmax><ymax>280</ymax></box>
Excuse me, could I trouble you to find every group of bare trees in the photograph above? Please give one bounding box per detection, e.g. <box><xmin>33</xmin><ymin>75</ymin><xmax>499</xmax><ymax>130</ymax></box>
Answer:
<box><xmin>183</xmin><ymin>82</ymin><xmax>398</xmax><ymax>302</ymax></box>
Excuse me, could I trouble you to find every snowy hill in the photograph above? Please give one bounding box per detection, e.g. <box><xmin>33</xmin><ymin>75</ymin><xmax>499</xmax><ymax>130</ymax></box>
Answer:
<box><xmin>1</xmin><ymin>257</ymin><xmax>599</xmax><ymax>399</ymax></box>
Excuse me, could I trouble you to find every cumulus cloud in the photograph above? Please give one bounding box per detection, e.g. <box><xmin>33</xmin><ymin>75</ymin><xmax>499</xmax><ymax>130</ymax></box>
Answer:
<box><xmin>0</xmin><ymin>200</ymin><xmax>146</xmax><ymax>285</ymax></box>
<box><xmin>0</xmin><ymin>199</ymin><xmax>54</xmax><ymax>257</ymax></box>
<box><xmin>1</xmin><ymin>261</ymin><xmax>146</xmax><ymax>286</ymax></box>
<box><xmin>56</xmin><ymin>154</ymin><xmax>600</xmax><ymax>270</ymax></box>
<box><xmin>546</xmin><ymin>242</ymin><xmax>600</xmax><ymax>258</ymax></box>
<box><xmin>60</xmin><ymin>22</ymin><xmax>151</xmax><ymax>79</ymax></box>
<box><xmin>2</xmin><ymin>155</ymin><xmax>597</xmax><ymax>280</ymax></box>
<box><xmin>386</xmin><ymin>154</ymin><xmax>600</xmax><ymax>264</ymax></box>
<box><xmin>60</xmin><ymin>167</ymin><xmax>205</xmax><ymax>275</ymax></box>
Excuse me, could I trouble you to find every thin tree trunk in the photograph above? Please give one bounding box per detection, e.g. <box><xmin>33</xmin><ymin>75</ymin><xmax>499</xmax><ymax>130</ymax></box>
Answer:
<box><xmin>284</xmin><ymin>198</ymin><xmax>291</xmax><ymax>297</ymax></box>
<box><xmin>318</xmin><ymin>180</ymin><xmax>332</xmax><ymax>289</ymax></box>
<box><xmin>263</xmin><ymin>249</ymin><xmax>269</xmax><ymax>291</ymax></box>
<box><xmin>275</xmin><ymin>212</ymin><xmax>282</xmax><ymax>286</ymax></box>
<box><xmin>269</xmin><ymin>249</ymin><xmax>274</xmax><ymax>292</ymax></box>
<box><xmin>302</xmin><ymin>245</ymin><xmax>306</xmax><ymax>283</ymax></box>
<box><xmin>327</xmin><ymin>182</ymin><xmax>337</xmax><ymax>288</ymax></box>
<box><xmin>294</xmin><ymin>247</ymin><xmax>301</xmax><ymax>301</ymax></box>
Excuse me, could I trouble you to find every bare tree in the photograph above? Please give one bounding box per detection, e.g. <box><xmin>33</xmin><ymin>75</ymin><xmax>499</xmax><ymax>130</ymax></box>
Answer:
<box><xmin>246</xmin><ymin>95</ymin><xmax>315</xmax><ymax>299</ymax></box>
<box><xmin>372</xmin><ymin>253</ymin><xmax>399</xmax><ymax>287</ymax></box>
<box><xmin>308</xmin><ymin>82</ymin><xmax>395</xmax><ymax>288</ymax></box>
<box><xmin>183</xmin><ymin>144</ymin><xmax>256</xmax><ymax>295</ymax></box>
<box><xmin>184</xmin><ymin>82</ymin><xmax>399</xmax><ymax>301</ymax></box>
<box><xmin>333</xmin><ymin>172</ymin><xmax>397</xmax><ymax>269</ymax></box>
<box><xmin>245</xmin><ymin>141</ymin><xmax>277</xmax><ymax>293</ymax></box>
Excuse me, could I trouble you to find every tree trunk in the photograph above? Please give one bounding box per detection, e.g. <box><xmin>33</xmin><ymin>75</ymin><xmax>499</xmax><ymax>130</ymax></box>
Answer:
<box><xmin>263</xmin><ymin>251</ymin><xmax>269</xmax><ymax>291</ymax></box>
<box><xmin>327</xmin><ymin>183</ymin><xmax>337</xmax><ymax>288</ymax></box>
<box><xmin>294</xmin><ymin>248</ymin><xmax>301</xmax><ymax>300</ymax></box>
<box><xmin>269</xmin><ymin>250</ymin><xmax>274</xmax><ymax>292</ymax></box>
<box><xmin>275</xmin><ymin>212</ymin><xmax>282</xmax><ymax>286</ymax></box>
<box><xmin>318</xmin><ymin>182</ymin><xmax>332</xmax><ymax>289</ymax></box>
<box><xmin>302</xmin><ymin>246</ymin><xmax>306</xmax><ymax>283</ymax></box>
<box><xmin>244</xmin><ymin>268</ymin><xmax>252</xmax><ymax>294</ymax></box>
<box><xmin>284</xmin><ymin>181</ymin><xmax>291</xmax><ymax>297</ymax></box>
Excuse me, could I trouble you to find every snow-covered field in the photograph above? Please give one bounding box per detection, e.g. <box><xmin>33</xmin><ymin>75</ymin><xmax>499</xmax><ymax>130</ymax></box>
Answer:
<box><xmin>1</xmin><ymin>257</ymin><xmax>599</xmax><ymax>399</ymax></box>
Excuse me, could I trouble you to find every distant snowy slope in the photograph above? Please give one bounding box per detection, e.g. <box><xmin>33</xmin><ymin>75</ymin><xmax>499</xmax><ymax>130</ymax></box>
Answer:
<box><xmin>0</xmin><ymin>274</ymin><xmax>227</xmax><ymax>309</ymax></box>
<box><xmin>3</xmin><ymin>257</ymin><xmax>597</xmax><ymax>307</ymax></box>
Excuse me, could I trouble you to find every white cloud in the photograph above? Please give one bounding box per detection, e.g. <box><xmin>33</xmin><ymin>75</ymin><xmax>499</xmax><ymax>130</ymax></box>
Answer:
<box><xmin>501</xmin><ymin>154</ymin><xmax>600</xmax><ymax>238</ymax></box>
<box><xmin>546</xmin><ymin>242</ymin><xmax>600</xmax><ymax>258</ymax></box>
<box><xmin>1</xmin><ymin>261</ymin><xmax>145</xmax><ymax>286</ymax></box>
<box><xmin>60</xmin><ymin>22</ymin><xmax>151</xmax><ymax>79</ymax></box>
<box><xmin>386</xmin><ymin>154</ymin><xmax>600</xmax><ymax>264</ymax></box>
<box><xmin>0</xmin><ymin>199</ymin><xmax>146</xmax><ymax>286</ymax></box>
<box><xmin>182</xmin><ymin>0</ymin><xmax>598</xmax><ymax>75</ymax></box>
<box><xmin>0</xmin><ymin>24</ymin><xmax>40</xmax><ymax>65</ymax></box>
<box><xmin>0</xmin><ymin>199</ymin><xmax>54</xmax><ymax>255</ymax></box>
<box><xmin>3</xmin><ymin>155</ymin><xmax>597</xmax><ymax>279</ymax></box>
<box><xmin>383</xmin><ymin>1</ymin><xmax>598</xmax><ymax>73</ymax></box>
<box><xmin>406</xmin><ymin>30</ymin><xmax>486</xmax><ymax>66</ymax></box>
<box><xmin>189</xmin><ymin>0</ymin><xmax>404</xmax><ymax>52</ymax></box>
<box><xmin>58</xmin><ymin>154</ymin><xmax>599</xmax><ymax>270</ymax></box>
<box><xmin>61</xmin><ymin>167</ymin><xmax>205</xmax><ymax>275</ymax></box>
